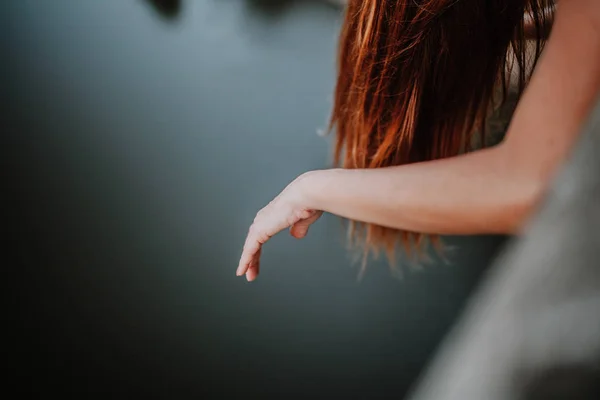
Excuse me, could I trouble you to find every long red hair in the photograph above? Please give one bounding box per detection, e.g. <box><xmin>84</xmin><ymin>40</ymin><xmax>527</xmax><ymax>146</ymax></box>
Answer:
<box><xmin>329</xmin><ymin>0</ymin><xmax>555</xmax><ymax>264</ymax></box>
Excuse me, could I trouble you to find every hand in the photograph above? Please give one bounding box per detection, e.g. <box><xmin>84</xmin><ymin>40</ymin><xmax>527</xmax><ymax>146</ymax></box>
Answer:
<box><xmin>237</xmin><ymin>173</ymin><xmax>323</xmax><ymax>282</ymax></box>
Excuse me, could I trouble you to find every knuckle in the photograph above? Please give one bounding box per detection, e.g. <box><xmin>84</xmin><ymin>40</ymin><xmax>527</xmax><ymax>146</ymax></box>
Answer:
<box><xmin>286</xmin><ymin>215</ymin><xmax>297</xmax><ymax>226</ymax></box>
<box><xmin>257</xmin><ymin>232</ymin><xmax>270</xmax><ymax>244</ymax></box>
<box><xmin>254</xmin><ymin>207</ymin><xmax>267</xmax><ymax>222</ymax></box>
<box><xmin>249</xmin><ymin>223</ymin><xmax>258</xmax><ymax>234</ymax></box>
<box><xmin>298</xmin><ymin>209</ymin><xmax>311</xmax><ymax>220</ymax></box>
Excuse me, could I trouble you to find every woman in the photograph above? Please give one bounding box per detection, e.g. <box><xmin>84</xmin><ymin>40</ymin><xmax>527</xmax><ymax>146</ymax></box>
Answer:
<box><xmin>237</xmin><ymin>0</ymin><xmax>600</xmax><ymax>281</ymax></box>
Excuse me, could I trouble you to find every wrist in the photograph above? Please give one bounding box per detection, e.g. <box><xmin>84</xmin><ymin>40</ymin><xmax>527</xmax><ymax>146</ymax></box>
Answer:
<box><xmin>294</xmin><ymin>169</ymin><xmax>342</xmax><ymax>211</ymax></box>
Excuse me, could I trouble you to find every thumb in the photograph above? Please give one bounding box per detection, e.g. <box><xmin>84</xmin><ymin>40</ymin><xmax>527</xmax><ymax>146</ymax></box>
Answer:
<box><xmin>289</xmin><ymin>211</ymin><xmax>322</xmax><ymax>239</ymax></box>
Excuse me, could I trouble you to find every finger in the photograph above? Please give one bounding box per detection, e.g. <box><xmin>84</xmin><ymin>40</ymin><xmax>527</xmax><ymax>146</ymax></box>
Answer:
<box><xmin>237</xmin><ymin>203</ymin><xmax>300</xmax><ymax>277</ymax></box>
<box><xmin>290</xmin><ymin>211</ymin><xmax>322</xmax><ymax>239</ymax></box>
<box><xmin>237</xmin><ymin>223</ymin><xmax>269</xmax><ymax>276</ymax></box>
<box><xmin>237</xmin><ymin>234</ymin><xmax>261</xmax><ymax>276</ymax></box>
<box><xmin>290</xmin><ymin>223</ymin><xmax>310</xmax><ymax>239</ymax></box>
<box><xmin>246</xmin><ymin>249</ymin><xmax>261</xmax><ymax>282</ymax></box>
<box><xmin>246</xmin><ymin>264</ymin><xmax>258</xmax><ymax>282</ymax></box>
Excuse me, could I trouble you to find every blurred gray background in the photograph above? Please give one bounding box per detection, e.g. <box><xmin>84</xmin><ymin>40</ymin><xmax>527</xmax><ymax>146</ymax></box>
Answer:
<box><xmin>3</xmin><ymin>0</ymin><xmax>507</xmax><ymax>397</ymax></box>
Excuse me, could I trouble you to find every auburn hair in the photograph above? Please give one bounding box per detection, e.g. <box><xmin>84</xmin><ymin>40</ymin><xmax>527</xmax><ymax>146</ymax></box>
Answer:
<box><xmin>329</xmin><ymin>0</ymin><xmax>555</xmax><ymax>264</ymax></box>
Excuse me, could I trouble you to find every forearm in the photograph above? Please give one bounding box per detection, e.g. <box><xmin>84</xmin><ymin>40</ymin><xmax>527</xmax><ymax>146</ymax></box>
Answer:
<box><xmin>302</xmin><ymin>146</ymin><xmax>535</xmax><ymax>235</ymax></box>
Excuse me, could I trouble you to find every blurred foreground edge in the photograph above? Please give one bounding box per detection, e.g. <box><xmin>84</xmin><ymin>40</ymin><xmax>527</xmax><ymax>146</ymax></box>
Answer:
<box><xmin>145</xmin><ymin>0</ymin><xmax>182</xmax><ymax>20</ymax></box>
<box><xmin>408</xmin><ymin>96</ymin><xmax>600</xmax><ymax>400</ymax></box>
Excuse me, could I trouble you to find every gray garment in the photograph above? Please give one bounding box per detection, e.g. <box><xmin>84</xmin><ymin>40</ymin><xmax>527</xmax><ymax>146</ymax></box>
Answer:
<box><xmin>407</xmin><ymin>97</ymin><xmax>600</xmax><ymax>400</ymax></box>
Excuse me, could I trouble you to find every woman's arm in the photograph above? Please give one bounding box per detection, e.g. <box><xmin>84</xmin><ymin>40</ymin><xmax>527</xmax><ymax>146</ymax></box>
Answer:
<box><xmin>237</xmin><ymin>0</ymin><xmax>600</xmax><ymax>280</ymax></box>
<box><xmin>299</xmin><ymin>148</ymin><xmax>530</xmax><ymax>235</ymax></box>
<box><xmin>300</xmin><ymin>0</ymin><xmax>600</xmax><ymax>235</ymax></box>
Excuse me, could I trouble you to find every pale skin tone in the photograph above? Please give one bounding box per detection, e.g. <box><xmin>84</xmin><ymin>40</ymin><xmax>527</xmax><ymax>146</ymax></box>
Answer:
<box><xmin>238</xmin><ymin>0</ymin><xmax>600</xmax><ymax>281</ymax></box>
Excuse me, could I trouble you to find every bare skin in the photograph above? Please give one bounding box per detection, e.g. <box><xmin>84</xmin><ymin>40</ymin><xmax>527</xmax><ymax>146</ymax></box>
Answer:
<box><xmin>238</xmin><ymin>0</ymin><xmax>600</xmax><ymax>282</ymax></box>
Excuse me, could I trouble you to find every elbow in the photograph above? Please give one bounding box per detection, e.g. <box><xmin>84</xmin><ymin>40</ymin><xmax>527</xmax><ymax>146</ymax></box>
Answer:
<box><xmin>491</xmin><ymin>144</ymin><xmax>548</xmax><ymax>235</ymax></box>
<box><xmin>502</xmin><ymin>176</ymin><xmax>547</xmax><ymax>235</ymax></box>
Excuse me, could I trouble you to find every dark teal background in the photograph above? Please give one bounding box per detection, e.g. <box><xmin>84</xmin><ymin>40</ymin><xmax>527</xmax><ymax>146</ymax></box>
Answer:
<box><xmin>3</xmin><ymin>1</ymin><xmax>506</xmax><ymax>397</ymax></box>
